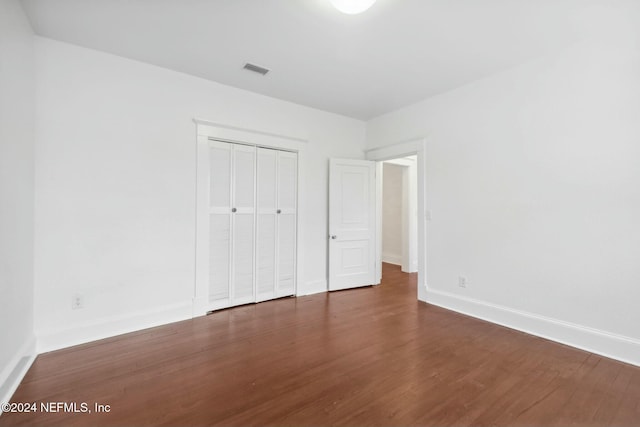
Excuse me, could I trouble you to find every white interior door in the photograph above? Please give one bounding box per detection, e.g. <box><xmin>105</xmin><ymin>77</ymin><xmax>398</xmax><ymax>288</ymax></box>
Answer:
<box><xmin>329</xmin><ymin>158</ymin><xmax>376</xmax><ymax>291</ymax></box>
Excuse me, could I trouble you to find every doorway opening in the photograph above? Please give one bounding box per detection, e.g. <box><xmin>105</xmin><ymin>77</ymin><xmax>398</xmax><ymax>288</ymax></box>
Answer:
<box><xmin>379</xmin><ymin>156</ymin><xmax>418</xmax><ymax>281</ymax></box>
<box><xmin>365</xmin><ymin>137</ymin><xmax>427</xmax><ymax>301</ymax></box>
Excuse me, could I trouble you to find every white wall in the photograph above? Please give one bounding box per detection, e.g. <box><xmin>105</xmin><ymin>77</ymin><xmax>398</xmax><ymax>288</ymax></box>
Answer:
<box><xmin>382</xmin><ymin>163</ymin><xmax>403</xmax><ymax>265</ymax></box>
<box><xmin>0</xmin><ymin>0</ymin><xmax>36</xmax><ymax>401</ymax></box>
<box><xmin>34</xmin><ymin>38</ymin><xmax>366</xmax><ymax>351</ymax></box>
<box><xmin>367</xmin><ymin>38</ymin><xmax>640</xmax><ymax>363</ymax></box>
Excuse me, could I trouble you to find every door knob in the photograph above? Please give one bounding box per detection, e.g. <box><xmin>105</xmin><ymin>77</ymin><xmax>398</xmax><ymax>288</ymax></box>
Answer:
<box><xmin>231</xmin><ymin>208</ymin><xmax>237</xmax><ymax>213</ymax></box>
<box><xmin>330</xmin><ymin>235</ymin><xmax>337</xmax><ymax>239</ymax></box>
<box><xmin>277</xmin><ymin>209</ymin><xmax>281</xmax><ymax>214</ymax></box>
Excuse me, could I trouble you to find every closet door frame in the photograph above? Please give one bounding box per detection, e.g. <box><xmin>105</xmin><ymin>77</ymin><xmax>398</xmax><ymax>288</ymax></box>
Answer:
<box><xmin>194</xmin><ymin>120</ymin><xmax>305</xmax><ymax>316</ymax></box>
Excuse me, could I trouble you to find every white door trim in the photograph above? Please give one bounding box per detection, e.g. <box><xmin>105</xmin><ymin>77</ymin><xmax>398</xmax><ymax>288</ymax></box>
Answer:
<box><xmin>194</xmin><ymin>121</ymin><xmax>305</xmax><ymax>317</ymax></box>
<box><xmin>381</xmin><ymin>158</ymin><xmax>418</xmax><ymax>273</ymax></box>
<box><xmin>366</xmin><ymin>138</ymin><xmax>428</xmax><ymax>302</ymax></box>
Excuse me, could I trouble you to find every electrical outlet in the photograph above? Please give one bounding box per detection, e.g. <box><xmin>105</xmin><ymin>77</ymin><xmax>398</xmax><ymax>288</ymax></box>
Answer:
<box><xmin>458</xmin><ymin>276</ymin><xmax>467</xmax><ymax>288</ymax></box>
<box><xmin>72</xmin><ymin>293</ymin><xmax>84</xmax><ymax>309</ymax></box>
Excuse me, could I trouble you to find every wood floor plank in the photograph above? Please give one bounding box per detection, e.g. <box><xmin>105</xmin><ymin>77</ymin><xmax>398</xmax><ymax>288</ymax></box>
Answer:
<box><xmin>1</xmin><ymin>263</ymin><xmax>638</xmax><ymax>427</ymax></box>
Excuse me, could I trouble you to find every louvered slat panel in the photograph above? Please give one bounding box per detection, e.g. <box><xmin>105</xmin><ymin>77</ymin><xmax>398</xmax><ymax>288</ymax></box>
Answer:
<box><xmin>209</xmin><ymin>143</ymin><xmax>231</xmax><ymax>208</ymax></box>
<box><xmin>256</xmin><ymin>215</ymin><xmax>276</xmax><ymax>299</ymax></box>
<box><xmin>209</xmin><ymin>214</ymin><xmax>230</xmax><ymax>302</ymax></box>
<box><xmin>257</xmin><ymin>148</ymin><xmax>277</xmax><ymax>211</ymax></box>
<box><xmin>277</xmin><ymin>213</ymin><xmax>296</xmax><ymax>296</ymax></box>
<box><xmin>277</xmin><ymin>152</ymin><xmax>297</xmax><ymax>212</ymax></box>
<box><xmin>233</xmin><ymin>146</ymin><xmax>255</xmax><ymax>209</ymax></box>
<box><xmin>233</xmin><ymin>213</ymin><xmax>255</xmax><ymax>301</ymax></box>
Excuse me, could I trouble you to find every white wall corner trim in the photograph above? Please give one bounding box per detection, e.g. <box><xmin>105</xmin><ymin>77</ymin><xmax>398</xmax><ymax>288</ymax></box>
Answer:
<box><xmin>298</xmin><ymin>280</ymin><xmax>327</xmax><ymax>296</ymax></box>
<box><xmin>0</xmin><ymin>335</ymin><xmax>36</xmax><ymax>408</ymax></box>
<box><xmin>425</xmin><ymin>289</ymin><xmax>640</xmax><ymax>367</ymax></box>
<box><xmin>36</xmin><ymin>302</ymin><xmax>193</xmax><ymax>354</ymax></box>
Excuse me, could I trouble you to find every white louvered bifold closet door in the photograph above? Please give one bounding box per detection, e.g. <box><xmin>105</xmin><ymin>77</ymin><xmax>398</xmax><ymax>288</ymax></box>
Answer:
<box><xmin>255</xmin><ymin>148</ymin><xmax>298</xmax><ymax>302</ymax></box>
<box><xmin>208</xmin><ymin>141</ymin><xmax>256</xmax><ymax>309</ymax></box>
<box><xmin>208</xmin><ymin>140</ymin><xmax>295</xmax><ymax>311</ymax></box>
<box><xmin>276</xmin><ymin>151</ymin><xmax>297</xmax><ymax>297</ymax></box>
<box><xmin>208</xmin><ymin>142</ymin><xmax>232</xmax><ymax>306</ymax></box>
<box><xmin>256</xmin><ymin>148</ymin><xmax>278</xmax><ymax>302</ymax></box>
<box><xmin>231</xmin><ymin>144</ymin><xmax>257</xmax><ymax>305</ymax></box>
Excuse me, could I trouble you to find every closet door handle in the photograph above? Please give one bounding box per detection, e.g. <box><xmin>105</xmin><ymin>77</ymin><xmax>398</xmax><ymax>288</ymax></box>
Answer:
<box><xmin>231</xmin><ymin>208</ymin><xmax>237</xmax><ymax>213</ymax></box>
<box><xmin>277</xmin><ymin>209</ymin><xmax>282</xmax><ymax>214</ymax></box>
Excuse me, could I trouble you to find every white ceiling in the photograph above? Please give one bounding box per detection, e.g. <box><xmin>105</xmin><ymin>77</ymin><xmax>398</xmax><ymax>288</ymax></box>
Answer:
<box><xmin>20</xmin><ymin>0</ymin><xmax>621</xmax><ymax>119</ymax></box>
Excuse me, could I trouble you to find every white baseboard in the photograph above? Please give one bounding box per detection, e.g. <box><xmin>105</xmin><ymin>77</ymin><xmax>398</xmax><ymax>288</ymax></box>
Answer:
<box><xmin>191</xmin><ymin>296</ymin><xmax>209</xmax><ymax>318</ymax></box>
<box><xmin>36</xmin><ymin>301</ymin><xmax>194</xmax><ymax>354</ymax></box>
<box><xmin>0</xmin><ymin>335</ymin><xmax>36</xmax><ymax>410</ymax></box>
<box><xmin>382</xmin><ymin>253</ymin><xmax>402</xmax><ymax>266</ymax></box>
<box><xmin>425</xmin><ymin>289</ymin><xmax>640</xmax><ymax>367</ymax></box>
<box><xmin>297</xmin><ymin>280</ymin><xmax>327</xmax><ymax>296</ymax></box>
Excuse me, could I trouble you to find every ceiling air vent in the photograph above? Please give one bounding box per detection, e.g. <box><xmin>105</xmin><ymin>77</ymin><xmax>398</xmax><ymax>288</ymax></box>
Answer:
<box><xmin>243</xmin><ymin>62</ymin><xmax>270</xmax><ymax>76</ymax></box>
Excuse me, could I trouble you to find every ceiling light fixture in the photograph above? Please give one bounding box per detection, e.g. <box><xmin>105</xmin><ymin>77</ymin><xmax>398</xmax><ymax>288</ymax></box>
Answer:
<box><xmin>329</xmin><ymin>0</ymin><xmax>377</xmax><ymax>15</ymax></box>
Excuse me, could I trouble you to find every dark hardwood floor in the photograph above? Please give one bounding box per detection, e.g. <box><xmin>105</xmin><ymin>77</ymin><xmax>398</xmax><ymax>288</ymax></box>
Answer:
<box><xmin>2</xmin><ymin>263</ymin><xmax>639</xmax><ymax>426</ymax></box>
